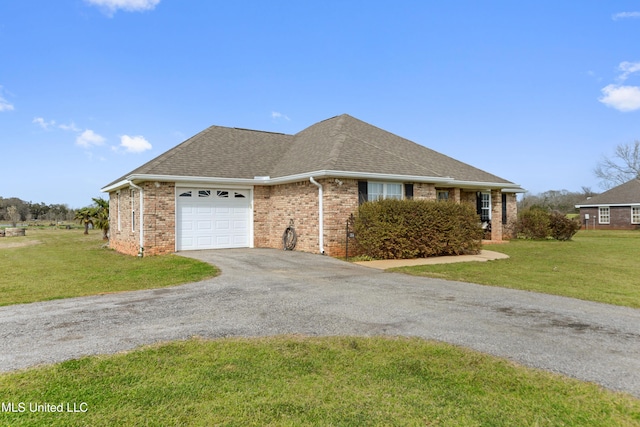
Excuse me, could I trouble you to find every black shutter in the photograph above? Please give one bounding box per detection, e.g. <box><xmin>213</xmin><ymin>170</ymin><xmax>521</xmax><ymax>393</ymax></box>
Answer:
<box><xmin>476</xmin><ymin>192</ymin><xmax>482</xmax><ymax>216</ymax></box>
<box><xmin>502</xmin><ymin>193</ymin><xmax>507</xmax><ymax>224</ymax></box>
<box><xmin>358</xmin><ymin>181</ymin><xmax>368</xmax><ymax>205</ymax></box>
<box><xmin>404</xmin><ymin>183</ymin><xmax>414</xmax><ymax>200</ymax></box>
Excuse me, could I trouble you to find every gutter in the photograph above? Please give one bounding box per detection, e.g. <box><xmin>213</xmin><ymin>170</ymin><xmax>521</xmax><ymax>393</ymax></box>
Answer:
<box><xmin>128</xmin><ymin>181</ymin><xmax>144</xmax><ymax>257</ymax></box>
<box><xmin>309</xmin><ymin>177</ymin><xmax>324</xmax><ymax>254</ymax></box>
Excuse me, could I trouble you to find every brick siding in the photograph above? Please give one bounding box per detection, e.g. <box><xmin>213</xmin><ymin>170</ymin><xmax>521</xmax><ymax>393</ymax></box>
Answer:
<box><xmin>579</xmin><ymin>206</ymin><xmax>640</xmax><ymax>230</ymax></box>
<box><xmin>109</xmin><ymin>179</ymin><xmax>516</xmax><ymax>257</ymax></box>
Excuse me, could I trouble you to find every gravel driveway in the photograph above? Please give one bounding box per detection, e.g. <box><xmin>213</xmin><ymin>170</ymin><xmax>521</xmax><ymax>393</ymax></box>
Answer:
<box><xmin>1</xmin><ymin>248</ymin><xmax>639</xmax><ymax>397</ymax></box>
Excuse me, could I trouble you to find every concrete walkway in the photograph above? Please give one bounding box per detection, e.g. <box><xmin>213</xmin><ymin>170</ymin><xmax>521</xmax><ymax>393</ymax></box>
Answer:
<box><xmin>354</xmin><ymin>250</ymin><xmax>509</xmax><ymax>269</ymax></box>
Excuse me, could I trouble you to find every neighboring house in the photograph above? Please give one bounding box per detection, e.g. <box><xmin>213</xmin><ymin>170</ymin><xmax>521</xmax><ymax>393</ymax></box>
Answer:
<box><xmin>101</xmin><ymin>114</ymin><xmax>524</xmax><ymax>257</ymax></box>
<box><xmin>575</xmin><ymin>178</ymin><xmax>640</xmax><ymax>230</ymax></box>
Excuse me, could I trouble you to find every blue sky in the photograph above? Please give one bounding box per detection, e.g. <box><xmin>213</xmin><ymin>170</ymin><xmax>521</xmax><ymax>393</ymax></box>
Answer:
<box><xmin>1</xmin><ymin>0</ymin><xmax>639</xmax><ymax>208</ymax></box>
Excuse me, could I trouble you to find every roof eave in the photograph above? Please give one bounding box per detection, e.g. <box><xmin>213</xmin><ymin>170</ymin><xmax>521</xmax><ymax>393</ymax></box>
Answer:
<box><xmin>575</xmin><ymin>202</ymin><xmax>640</xmax><ymax>208</ymax></box>
<box><xmin>101</xmin><ymin>171</ymin><xmax>525</xmax><ymax>192</ymax></box>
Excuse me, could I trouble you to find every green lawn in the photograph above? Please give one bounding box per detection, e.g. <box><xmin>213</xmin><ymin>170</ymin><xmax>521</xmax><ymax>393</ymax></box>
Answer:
<box><xmin>1</xmin><ymin>336</ymin><xmax>638</xmax><ymax>426</ymax></box>
<box><xmin>391</xmin><ymin>230</ymin><xmax>640</xmax><ymax>308</ymax></box>
<box><xmin>0</xmin><ymin>227</ymin><xmax>218</xmax><ymax>306</ymax></box>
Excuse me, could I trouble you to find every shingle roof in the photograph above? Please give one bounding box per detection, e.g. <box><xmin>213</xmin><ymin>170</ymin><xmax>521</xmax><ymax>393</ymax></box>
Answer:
<box><xmin>576</xmin><ymin>178</ymin><xmax>640</xmax><ymax>206</ymax></box>
<box><xmin>103</xmin><ymin>114</ymin><xmax>518</xmax><ymax>189</ymax></box>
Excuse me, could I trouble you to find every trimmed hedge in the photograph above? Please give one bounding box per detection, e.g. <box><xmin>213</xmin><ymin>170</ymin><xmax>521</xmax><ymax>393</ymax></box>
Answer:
<box><xmin>354</xmin><ymin>199</ymin><xmax>484</xmax><ymax>260</ymax></box>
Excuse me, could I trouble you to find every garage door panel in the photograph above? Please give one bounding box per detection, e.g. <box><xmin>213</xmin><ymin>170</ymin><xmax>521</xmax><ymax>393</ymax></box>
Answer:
<box><xmin>177</xmin><ymin>188</ymin><xmax>251</xmax><ymax>251</ymax></box>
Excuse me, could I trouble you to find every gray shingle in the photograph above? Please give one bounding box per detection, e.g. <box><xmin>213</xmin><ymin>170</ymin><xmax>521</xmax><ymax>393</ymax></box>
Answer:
<box><xmin>104</xmin><ymin>114</ymin><xmax>517</xmax><ymax>188</ymax></box>
<box><xmin>576</xmin><ymin>178</ymin><xmax>640</xmax><ymax>206</ymax></box>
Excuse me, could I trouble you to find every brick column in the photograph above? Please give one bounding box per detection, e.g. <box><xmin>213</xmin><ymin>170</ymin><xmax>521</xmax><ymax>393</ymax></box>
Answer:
<box><xmin>491</xmin><ymin>190</ymin><xmax>503</xmax><ymax>241</ymax></box>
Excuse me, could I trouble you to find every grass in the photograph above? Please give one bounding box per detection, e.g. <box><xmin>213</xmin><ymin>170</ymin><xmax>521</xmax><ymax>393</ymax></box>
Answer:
<box><xmin>1</xmin><ymin>336</ymin><xmax>639</xmax><ymax>426</ymax></box>
<box><xmin>390</xmin><ymin>230</ymin><xmax>640</xmax><ymax>308</ymax></box>
<box><xmin>0</xmin><ymin>227</ymin><xmax>218</xmax><ymax>306</ymax></box>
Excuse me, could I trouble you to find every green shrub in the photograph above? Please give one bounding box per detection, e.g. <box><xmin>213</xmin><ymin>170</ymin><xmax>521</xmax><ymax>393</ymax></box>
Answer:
<box><xmin>516</xmin><ymin>207</ymin><xmax>581</xmax><ymax>241</ymax></box>
<box><xmin>516</xmin><ymin>206</ymin><xmax>551</xmax><ymax>239</ymax></box>
<box><xmin>354</xmin><ymin>199</ymin><xmax>484</xmax><ymax>259</ymax></box>
<box><xmin>549</xmin><ymin>211</ymin><xmax>581</xmax><ymax>241</ymax></box>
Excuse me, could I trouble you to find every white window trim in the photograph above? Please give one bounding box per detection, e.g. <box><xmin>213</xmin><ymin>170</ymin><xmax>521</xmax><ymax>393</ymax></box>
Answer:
<box><xmin>130</xmin><ymin>189</ymin><xmax>136</xmax><ymax>232</ymax></box>
<box><xmin>598</xmin><ymin>206</ymin><xmax>610</xmax><ymax>224</ymax></box>
<box><xmin>117</xmin><ymin>191</ymin><xmax>121</xmax><ymax>232</ymax></box>
<box><xmin>367</xmin><ymin>181</ymin><xmax>403</xmax><ymax>201</ymax></box>
<box><xmin>631</xmin><ymin>206</ymin><xmax>640</xmax><ymax>224</ymax></box>
<box><xmin>480</xmin><ymin>192</ymin><xmax>491</xmax><ymax>221</ymax></box>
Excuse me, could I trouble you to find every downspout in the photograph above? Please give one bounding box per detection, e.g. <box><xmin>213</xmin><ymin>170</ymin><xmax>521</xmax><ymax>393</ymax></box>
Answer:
<box><xmin>129</xmin><ymin>181</ymin><xmax>144</xmax><ymax>257</ymax></box>
<box><xmin>309</xmin><ymin>177</ymin><xmax>325</xmax><ymax>254</ymax></box>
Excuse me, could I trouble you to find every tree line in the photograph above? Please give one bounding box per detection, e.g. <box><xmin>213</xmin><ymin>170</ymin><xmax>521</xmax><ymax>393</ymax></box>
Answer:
<box><xmin>0</xmin><ymin>197</ymin><xmax>76</xmax><ymax>223</ymax></box>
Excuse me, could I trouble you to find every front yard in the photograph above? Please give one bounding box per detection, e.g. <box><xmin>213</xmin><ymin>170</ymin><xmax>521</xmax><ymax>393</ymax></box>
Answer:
<box><xmin>0</xmin><ymin>227</ymin><xmax>217</xmax><ymax>306</ymax></box>
<box><xmin>391</xmin><ymin>230</ymin><xmax>640</xmax><ymax>308</ymax></box>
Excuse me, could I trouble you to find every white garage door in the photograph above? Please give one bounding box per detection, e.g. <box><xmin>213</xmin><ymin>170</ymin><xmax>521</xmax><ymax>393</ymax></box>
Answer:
<box><xmin>177</xmin><ymin>188</ymin><xmax>251</xmax><ymax>251</ymax></box>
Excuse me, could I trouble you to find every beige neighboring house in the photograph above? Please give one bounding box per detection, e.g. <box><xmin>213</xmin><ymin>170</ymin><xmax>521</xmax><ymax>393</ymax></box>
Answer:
<box><xmin>101</xmin><ymin>114</ymin><xmax>524</xmax><ymax>257</ymax></box>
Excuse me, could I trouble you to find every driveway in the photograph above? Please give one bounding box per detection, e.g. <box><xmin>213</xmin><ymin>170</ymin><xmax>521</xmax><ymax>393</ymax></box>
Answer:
<box><xmin>1</xmin><ymin>248</ymin><xmax>639</xmax><ymax>398</ymax></box>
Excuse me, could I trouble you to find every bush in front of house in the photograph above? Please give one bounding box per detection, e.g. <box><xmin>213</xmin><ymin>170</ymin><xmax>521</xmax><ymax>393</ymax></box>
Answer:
<box><xmin>354</xmin><ymin>199</ymin><xmax>484</xmax><ymax>260</ymax></box>
<box><xmin>515</xmin><ymin>206</ymin><xmax>551</xmax><ymax>239</ymax></box>
<box><xmin>515</xmin><ymin>207</ymin><xmax>581</xmax><ymax>241</ymax></box>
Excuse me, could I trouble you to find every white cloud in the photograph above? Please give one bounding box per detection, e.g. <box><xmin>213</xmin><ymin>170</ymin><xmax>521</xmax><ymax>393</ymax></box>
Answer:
<box><xmin>599</xmin><ymin>84</ymin><xmax>640</xmax><ymax>112</ymax></box>
<box><xmin>85</xmin><ymin>0</ymin><xmax>160</xmax><ymax>15</ymax></box>
<box><xmin>76</xmin><ymin>129</ymin><xmax>106</xmax><ymax>148</ymax></box>
<box><xmin>59</xmin><ymin>122</ymin><xmax>81</xmax><ymax>132</ymax></box>
<box><xmin>271</xmin><ymin>111</ymin><xmax>290</xmax><ymax>121</ymax></box>
<box><xmin>119</xmin><ymin>135</ymin><xmax>152</xmax><ymax>153</ymax></box>
<box><xmin>618</xmin><ymin>61</ymin><xmax>640</xmax><ymax>82</ymax></box>
<box><xmin>612</xmin><ymin>11</ymin><xmax>640</xmax><ymax>20</ymax></box>
<box><xmin>0</xmin><ymin>86</ymin><xmax>14</xmax><ymax>112</ymax></box>
<box><xmin>33</xmin><ymin>117</ymin><xmax>56</xmax><ymax>130</ymax></box>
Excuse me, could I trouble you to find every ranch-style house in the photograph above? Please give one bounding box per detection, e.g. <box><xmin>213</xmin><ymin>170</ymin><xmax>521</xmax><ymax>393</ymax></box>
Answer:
<box><xmin>101</xmin><ymin>114</ymin><xmax>524</xmax><ymax>257</ymax></box>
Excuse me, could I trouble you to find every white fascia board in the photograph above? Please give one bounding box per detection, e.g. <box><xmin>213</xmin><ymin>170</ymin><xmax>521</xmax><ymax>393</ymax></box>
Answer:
<box><xmin>101</xmin><ymin>171</ymin><xmax>525</xmax><ymax>192</ymax></box>
<box><xmin>269</xmin><ymin>170</ymin><xmax>453</xmax><ymax>185</ymax></box>
<box><xmin>575</xmin><ymin>202</ymin><xmax>640</xmax><ymax>208</ymax></box>
<box><xmin>446</xmin><ymin>180</ymin><xmax>525</xmax><ymax>192</ymax></box>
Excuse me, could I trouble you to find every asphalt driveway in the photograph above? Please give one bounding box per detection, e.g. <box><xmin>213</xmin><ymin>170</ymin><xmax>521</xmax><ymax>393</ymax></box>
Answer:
<box><xmin>1</xmin><ymin>248</ymin><xmax>639</xmax><ymax>398</ymax></box>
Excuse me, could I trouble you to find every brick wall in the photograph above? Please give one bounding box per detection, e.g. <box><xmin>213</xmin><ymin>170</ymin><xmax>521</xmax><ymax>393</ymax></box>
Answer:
<box><xmin>579</xmin><ymin>206</ymin><xmax>640</xmax><ymax>230</ymax></box>
<box><xmin>253</xmin><ymin>179</ymin><xmax>360</xmax><ymax>256</ymax></box>
<box><xmin>141</xmin><ymin>182</ymin><xmax>176</xmax><ymax>256</ymax></box>
<box><xmin>504</xmin><ymin>193</ymin><xmax>517</xmax><ymax>238</ymax></box>
<box><xmin>108</xmin><ymin>182</ymin><xmax>176</xmax><ymax>256</ymax></box>
<box><xmin>109</xmin><ymin>188</ymin><xmax>140</xmax><ymax>256</ymax></box>
<box><xmin>109</xmin><ymin>179</ymin><xmax>517</xmax><ymax>257</ymax></box>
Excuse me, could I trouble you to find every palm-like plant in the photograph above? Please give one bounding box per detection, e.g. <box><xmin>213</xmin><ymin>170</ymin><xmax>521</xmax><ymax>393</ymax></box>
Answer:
<box><xmin>92</xmin><ymin>197</ymin><xmax>110</xmax><ymax>240</ymax></box>
<box><xmin>75</xmin><ymin>207</ymin><xmax>94</xmax><ymax>235</ymax></box>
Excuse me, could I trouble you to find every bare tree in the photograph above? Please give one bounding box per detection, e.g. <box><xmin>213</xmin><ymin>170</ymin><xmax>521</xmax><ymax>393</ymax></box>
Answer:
<box><xmin>594</xmin><ymin>141</ymin><xmax>640</xmax><ymax>189</ymax></box>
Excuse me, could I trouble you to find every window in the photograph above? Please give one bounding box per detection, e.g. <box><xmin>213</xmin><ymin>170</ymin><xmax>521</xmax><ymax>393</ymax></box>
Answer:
<box><xmin>234</xmin><ymin>192</ymin><xmax>246</xmax><ymax>198</ymax></box>
<box><xmin>216</xmin><ymin>190</ymin><xmax>229</xmax><ymax>198</ymax></box>
<box><xmin>478</xmin><ymin>192</ymin><xmax>491</xmax><ymax>221</ymax></box>
<box><xmin>179</xmin><ymin>191</ymin><xmax>192</xmax><ymax>197</ymax></box>
<box><xmin>437</xmin><ymin>190</ymin><xmax>449</xmax><ymax>201</ymax></box>
<box><xmin>130</xmin><ymin>189</ymin><xmax>136</xmax><ymax>231</ymax></box>
<box><xmin>367</xmin><ymin>182</ymin><xmax>402</xmax><ymax>201</ymax></box>
<box><xmin>632</xmin><ymin>206</ymin><xmax>640</xmax><ymax>224</ymax></box>
<box><xmin>117</xmin><ymin>191</ymin><xmax>121</xmax><ymax>231</ymax></box>
<box><xmin>599</xmin><ymin>207</ymin><xmax>610</xmax><ymax>224</ymax></box>
<box><xmin>198</xmin><ymin>190</ymin><xmax>211</xmax><ymax>197</ymax></box>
